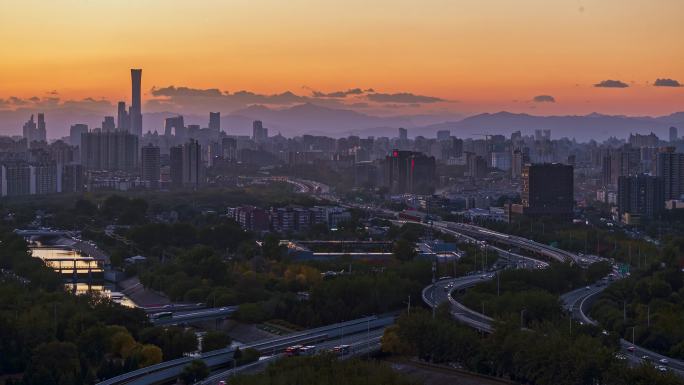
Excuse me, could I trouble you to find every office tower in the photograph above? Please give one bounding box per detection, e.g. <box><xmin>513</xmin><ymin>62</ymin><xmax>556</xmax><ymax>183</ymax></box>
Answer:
<box><xmin>235</xmin><ymin>206</ymin><xmax>270</xmax><ymax>232</ymax></box>
<box><xmin>117</xmin><ymin>101</ymin><xmax>130</xmax><ymax>131</ymax></box>
<box><xmin>618</xmin><ymin>175</ymin><xmax>665</xmax><ymax>220</ymax></box>
<box><xmin>61</xmin><ymin>163</ymin><xmax>84</xmax><ymax>193</ymax></box>
<box><xmin>656</xmin><ymin>148</ymin><xmax>684</xmax><ymax>201</ymax></box>
<box><xmin>608</xmin><ymin>147</ymin><xmax>640</xmax><ymax>185</ymax></box>
<box><xmin>102</xmin><ymin>116</ymin><xmax>116</xmax><ymax>132</ymax></box>
<box><xmin>518</xmin><ymin>163</ymin><xmax>574</xmax><ymax>217</ymax></box>
<box><xmin>141</xmin><ymin>143</ymin><xmax>161</xmax><ymax>188</ymax></box>
<box><xmin>1</xmin><ymin>164</ymin><xmax>31</xmax><ymax>196</ymax></box>
<box><xmin>36</xmin><ymin>113</ymin><xmax>47</xmax><ymax>142</ymax></box>
<box><xmin>491</xmin><ymin>151</ymin><xmax>511</xmax><ymax>171</ymax></box>
<box><xmin>30</xmin><ymin>163</ymin><xmax>58</xmax><ymax>195</ymax></box>
<box><xmin>164</xmin><ymin>115</ymin><xmax>185</xmax><ymax>137</ymax></box>
<box><xmin>169</xmin><ymin>146</ymin><xmax>183</xmax><ymax>188</ymax></box>
<box><xmin>130</xmin><ymin>68</ymin><xmax>143</xmax><ymax>136</ymax></box>
<box><xmin>209</xmin><ymin>112</ymin><xmax>221</xmax><ymax>132</ymax></box>
<box><xmin>252</xmin><ymin>120</ymin><xmax>267</xmax><ymax>143</ymax></box>
<box><xmin>398</xmin><ymin>127</ymin><xmax>408</xmax><ymax>141</ymax></box>
<box><xmin>436</xmin><ymin>130</ymin><xmax>450</xmax><ymax>141</ymax></box>
<box><xmin>80</xmin><ymin>131</ymin><xmax>139</xmax><ymax>171</ymax></box>
<box><xmin>22</xmin><ymin>114</ymin><xmax>46</xmax><ymax>145</ymax></box>
<box><xmin>69</xmin><ymin>124</ymin><xmax>88</xmax><ymax>147</ymax></box>
<box><xmin>511</xmin><ymin>149</ymin><xmax>527</xmax><ymax>179</ymax></box>
<box><xmin>182</xmin><ymin>140</ymin><xmax>203</xmax><ymax>188</ymax></box>
<box><xmin>384</xmin><ymin>150</ymin><xmax>436</xmax><ymax>194</ymax></box>
<box><xmin>629</xmin><ymin>132</ymin><xmax>659</xmax><ymax>148</ymax></box>
<box><xmin>670</xmin><ymin>126</ymin><xmax>679</xmax><ymax>143</ymax></box>
<box><xmin>450</xmin><ymin>137</ymin><xmax>463</xmax><ymax>158</ymax></box>
<box><xmin>465</xmin><ymin>153</ymin><xmax>487</xmax><ymax>178</ymax></box>
<box><xmin>222</xmin><ymin>137</ymin><xmax>237</xmax><ymax>160</ymax></box>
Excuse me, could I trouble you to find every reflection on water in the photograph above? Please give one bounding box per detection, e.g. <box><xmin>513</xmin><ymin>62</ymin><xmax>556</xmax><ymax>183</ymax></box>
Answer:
<box><xmin>31</xmin><ymin>246</ymin><xmax>136</xmax><ymax>308</ymax></box>
<box><xmin>31</xmin><ymin>247</ymin><xmax>103</xmax><ymax>274</ymax></box>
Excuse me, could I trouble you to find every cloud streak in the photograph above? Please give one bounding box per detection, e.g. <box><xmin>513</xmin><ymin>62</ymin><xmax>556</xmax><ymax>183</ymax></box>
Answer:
<box><xmin>654</xmin><ymin>78</ymin><xmax>682</xmax><ymax>87</ymax></box>
<box><xmin>532</xmin><ymin>95</ymin><xmax>556</xmax><ymax>103</ymax></box>
<box><xmin>366</xmin><ymin>92</ymin><xmax>445</xmax><ymax>103</ymax></box>
<box><xmin>594</xmin><ymin>80</ymin><xmax>629</xmax><ymax>88</ymax></box>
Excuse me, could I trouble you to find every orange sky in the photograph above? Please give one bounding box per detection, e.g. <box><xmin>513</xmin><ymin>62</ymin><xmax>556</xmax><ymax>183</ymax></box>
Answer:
<box><xmin>1</xmin><ymin>0</ymin><xmax>683</xmax><ymax>115</ymax></box>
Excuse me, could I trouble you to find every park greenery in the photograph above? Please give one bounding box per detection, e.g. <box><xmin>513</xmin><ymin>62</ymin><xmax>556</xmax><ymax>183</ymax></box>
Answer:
<box><xmin>0</xmin><ymin>227</ymin><xmax>199</xmax><ymax>385</ymax></box>
<box><xmin>228</xmin><ymin>354</ymin><xmax>416</xmax><ymax>385</ymax></box>
<box><xmin>591</xmin><ymin>236</ymin><xmax>684</xmax><ymax>359</ymax></box>
<box><xmin>382</xmin><ymin>309</ymin><xmax>683</xmax><ymax>385</ymax></box>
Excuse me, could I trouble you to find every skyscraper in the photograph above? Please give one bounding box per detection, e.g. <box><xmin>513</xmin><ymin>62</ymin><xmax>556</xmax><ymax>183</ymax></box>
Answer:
<box><xmin>165</xmin><ymin>116</ymin><xmax>185</xmax><ymax>137</ymax></box>
<box><xmin>618</xmin><ymin>175</ymin><xmax>665</xmax><ymax>221</ymax></box>
<box><xmin>102</xmin><ymin>116</ymin><xmax>116</xmax><ymax>132</ymax></box>
<box><xmin>656</xmin><ymin>148</ymin><xmax>684</xmax><ymax>201</ymax></box>
<box><xmin>80</xmin><ymin>131</ymin><xmax>139</xmax><ymax>171</ymax></box>
<box><xmin>169</xmin><ymin>145</ymin><xmax>183</xmax><ymax>188</ymax></box>
<box><xmin>513</xmin><ymin>163</ymin><xmax>574</xmax><ymax>218</ymax></box>
<box><xmin>182</xmin><ymin>139</ymin><xmax>204</xmax><ymax>189</ymax></box>
<box><xmin>209</xmin><ymin>112</ymin><xmax>221</xmax><ymax>132</ymax></box>
<box><xmin>252</xmin><ymin>120</ymin><xmax>267</xmax><ymax>143</ymax></box>
<box><xmin>69</xmin><ymin>124</ymin><xmax>88</xmax><ymax>148</ymax></box>
<box><xmin>117</xmin><ymin>101</ymin><xmax>130</xmax><ymax>131</ymax></box>
<box><xmin>384</xmin><ymin>150</ymin><xmax>436</xmax><ymax>194</ymax></box>
<box><xmin>36</xmin><ymin>113</ymin><xmax>47</xmax><ymax>142</ymax></box>
<box><xmin>141</xmin><ymin>143</ymin><xmax>161</xmax><ymax>188</ymax></box>
<box><xmin>130</xmin><ymin>69</ymin><xmax>143</xmax><ymax>137</ymax></box>
<box><xmin>670</xmin><ymin>126</ymin><xmax>679</xmax><ymax>143</ymax></box>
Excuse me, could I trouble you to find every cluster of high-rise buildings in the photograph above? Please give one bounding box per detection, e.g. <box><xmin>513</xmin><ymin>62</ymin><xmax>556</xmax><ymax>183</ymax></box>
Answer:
<box><xmin>232</xmin><ymin>205</ymin><xmax>351</xmax><ymax>233</ymax></box>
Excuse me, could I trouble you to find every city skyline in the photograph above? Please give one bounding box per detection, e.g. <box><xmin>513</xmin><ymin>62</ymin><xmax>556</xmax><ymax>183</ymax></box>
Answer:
<box><xmin>1</xmin><ymin>0</ymin><xmax>683</xmax><ymax>123</ymax></box>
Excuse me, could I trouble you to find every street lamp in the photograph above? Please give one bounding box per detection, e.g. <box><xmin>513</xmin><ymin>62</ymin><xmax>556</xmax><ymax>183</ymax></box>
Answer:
<box><xmin>520</xmin><ymin>309</ymin><xmax>526</xmax><ymax>329</ymax></box>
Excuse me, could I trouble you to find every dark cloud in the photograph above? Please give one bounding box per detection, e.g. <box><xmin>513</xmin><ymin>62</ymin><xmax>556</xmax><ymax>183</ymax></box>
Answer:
<box><xmin>367</xmin><ymin>92</ymin><xmax>444</xmax><ymax>103</ymax></box>
<box><xmin>312</xmin><ymin>88</ymin><xmax>366</xmax><ymax>98</ymax></box>
<box><xmin>594</xmin><ymin>80</ymin><xmax>629</xmax><ymax>88</ymax></box>
<box><xmin>533</xmin><ymin>95</ymin><xmax>556</xmax><ymax>103</ymax></box>
<box><xmin>8</xmin><ymin>96</ymin><xmax>29</xmax><ymax>105</ymax></box>
<box><xmin>654</xmin><ymin>78</ymin><xmax>682</xmax><ymax>87</ymax></box>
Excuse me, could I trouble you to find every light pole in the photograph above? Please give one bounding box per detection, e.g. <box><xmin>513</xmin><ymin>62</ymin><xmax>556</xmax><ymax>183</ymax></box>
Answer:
<box><xmin>520</xmin><ymin>309</ymin><xmax>526</xmax><ymax>329</ymax></box>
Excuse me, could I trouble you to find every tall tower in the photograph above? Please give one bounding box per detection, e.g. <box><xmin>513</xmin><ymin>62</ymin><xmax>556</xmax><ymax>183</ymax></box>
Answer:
<box><xmin>209</xmin><ymin>112</ymin><xmax>220</xmax><ymax>132</ymax></box>
<box><xmin>130</xmin><ymin>69</ymin><xmax>143</xmax><ymax>137</ymax></box>
<box><xmin>117</xmin><ymin>101</ymin><xmax>129</xmax><ymax>131</ymax></box>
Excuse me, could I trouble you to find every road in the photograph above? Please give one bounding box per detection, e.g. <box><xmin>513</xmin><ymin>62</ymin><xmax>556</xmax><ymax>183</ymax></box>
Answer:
<box><xmin>423</xmin><ymin>275</ymin><xmax>496</xmax><ymax>333</ymax></box>
<box><xmin>96</xmin><ymin>315</ymin><xmax>395</xmax><ymax>385</ymax></box>
<box><xmin>561</xmin><ymin>282</ymin><xmax>684</xmax><ymax>376</ymax></box>
<box><xmin>199</xmin><ymin>328</ymin><xmax>387</xmax><ymax>384</ymax></box>
<box><xmin>150</xmin><ymin>306</ymin><xmax>238</xmax><ymax>326</ymax></box>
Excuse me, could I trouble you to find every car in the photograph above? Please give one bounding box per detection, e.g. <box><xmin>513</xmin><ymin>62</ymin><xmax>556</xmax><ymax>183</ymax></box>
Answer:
<box><xmin>627</xmin><ymin>346</ymin><xmax>636</xmax><ymax>352</ymax></box>
<box><xmin>641</xmin><ymin>355</ymin><xmax>649</xmax><ymax>360</ymax></box>
<box><xmin>585</xmin><ymin>286</ymin><xmax>591</xmax><ymax>290</ymax></box>
<box><xmin>659</xmin><ymin>358</ymin><xmax>669</xmax><ymax>364</ymax></box>
<box><xmin>658</xmin><ymin>366</ymin><xmax>668</xmax><ymax>372</ymax></box>
<box><xmin>219</xmin><ymin>381</ymin><xmax>227</xmax><ymax>385</ymax></box>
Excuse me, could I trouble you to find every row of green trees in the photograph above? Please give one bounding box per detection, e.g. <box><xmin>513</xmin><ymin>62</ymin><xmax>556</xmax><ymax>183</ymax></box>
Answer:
<box><xmin>383</xmin><ymin>310</ymin><xmax>682</xmax><ymax>385</ymax></box>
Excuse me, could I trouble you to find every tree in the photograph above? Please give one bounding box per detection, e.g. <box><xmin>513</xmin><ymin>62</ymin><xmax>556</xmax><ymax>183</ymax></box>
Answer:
<box><xmin>179</xmin><ymin>360</ymin><xmax>209</xmax><ymax>384</ymax></box>
<box><xmin>23</xmin><ymin>341</ymin><xmax>82</xmax><ymax>385</ymax></box>
<box><xmin>202</xmin><ymin>331</ymin><xmax>231</xmax><ymax>352</ymax></box>
<box><xmin>393</xmin><ymin>239</ymin><xmax>416</xmax><ymax>261</ymax></box>
<box><xmin>137</xmin><ymin>344</ymin><xmax>163</xmax><ymax>367</ymax></box>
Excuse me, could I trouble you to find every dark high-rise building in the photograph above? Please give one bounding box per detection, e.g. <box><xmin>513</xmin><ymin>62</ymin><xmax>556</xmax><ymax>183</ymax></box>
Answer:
<box><xmin>511</xmin><ymin>149</ymin><xmax>528</xmax><ymax>179</ymax></box>
<box><xmin>61</xmin><ymin>163</ymin><xmax>83</xmax><ymax>193</ymax></box>
<box><xmin>466</xmin><ymin>153</ymin><xmax>488</xmax><ymax>178</ymax></box>
<box><xmin>514</xmin><ymin>163</ymin><xmax>574</xmax><ymax>218</ymax></box>
<box><xmin>117</xmin><ymin>101</ymin><xmax>130</xmax><ymax>131</ymax></box>
<box><xmin>1</xmin><ymin>164</ymin><xmax>31</xmax><ymax>196</ymax></box>
<box><xmin>436</xmin><ymin>130</ymin><xmax>450</xmax><ymax>141</ymax></box>
<box><xmin>252</xmin><ymin>120</ymin><xmax>267</xmax><ymax>143</ymax></box>
<box><xmin>36</xmin><ymin>113</ymin><xmax>47</xmax><ymax>142</ymax></box>
<box><xmin>618</xmin><ymin>175</ymin><xmax>665</xmax><ymax>220</ymax></box>
<box><xmin>656</xmin><ymin>148</ymin><xmax>684</xmax><ymax>201</ymax></box>
<box><xmin>209</xmin><ymin>112</ymin><xmax>221</xmax><ymax>132</ymax></box>
<box><xmin>69</xmin><ymin>124</ymin><xmax>88</xmax><ymax>148</ymax></box>
<box><xmin>384</xmin><ymin>150</ymin><xmax>436</xmax><ymax>194</ymax></box>
<box><xmin>398</xmin><ymin>127</ymin><xmax>408</xmax><ymax>141</ymax></box>
<box><xmin>102</xmin><ymin>116</ymin><xmax>116</xmax><ymax>132</ymax></box>
<box><xmin>169</xmin><ymin>145</ymin><xmax>183</xmax><ymax>188</ymax></box>
<box><xmin>670</xmin><ymin>126</ymin><xmax>679</xmax><ymax>143</ymax></box>
<box><xmin>221</xmin><ymin>137</ymin><xmax>237</xmax><ymax>160</ymax></box>
<box><xmin>141</xmin><ymin>143</ymin><xmax>161</xmax><ymax>188</ymax></box>
<box><xmin>130</xmin><ymin>69</ymin><xmax>143</xmax><ymax>137</ymax></box>
<box><xmin>164</xmin><ymin>116</ymin><xmax>185</xmax><ymax>137</ymax></box>
<box><xmin>182</xmin><ymin>140</ymin><xmax>203</xmax><ymax>189</ymax></box>
<box><xmin>81</xmin><ymin>131</ymin><xmax>139</xmax><ymax>171</ymax></box>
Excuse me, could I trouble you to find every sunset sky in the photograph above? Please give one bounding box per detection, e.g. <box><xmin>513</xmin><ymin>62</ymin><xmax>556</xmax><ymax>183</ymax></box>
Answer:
<box><xmin>1</xmin><ymin>0</ymin><xmax>683</xmax><ymax>118</ymax></box>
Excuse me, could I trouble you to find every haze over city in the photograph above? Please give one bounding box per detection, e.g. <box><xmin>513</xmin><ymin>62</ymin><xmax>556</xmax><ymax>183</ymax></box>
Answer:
<box><xmin>2</xmin><ymin>0</ymin><xmax>683</xmax><ymax>139</ymax></box>
<box><xmin>2</xmin><ymin>2</ymin><xmax>684</xmax><ymax>385</ymax></box>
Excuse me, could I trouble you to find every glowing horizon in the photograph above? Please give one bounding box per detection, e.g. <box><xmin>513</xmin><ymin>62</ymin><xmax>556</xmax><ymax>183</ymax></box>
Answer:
<box><xmin>1</xmin><ymin>0</ymin><xmax>683</xmax><ymax>116</ymax></box>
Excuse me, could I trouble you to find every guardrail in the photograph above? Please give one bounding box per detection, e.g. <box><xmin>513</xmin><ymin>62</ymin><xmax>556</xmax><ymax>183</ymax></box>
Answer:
<box><xmin>96</xmin><ymin>315</ymin><xmax>394</xmax><ymax>385</ymax></box>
